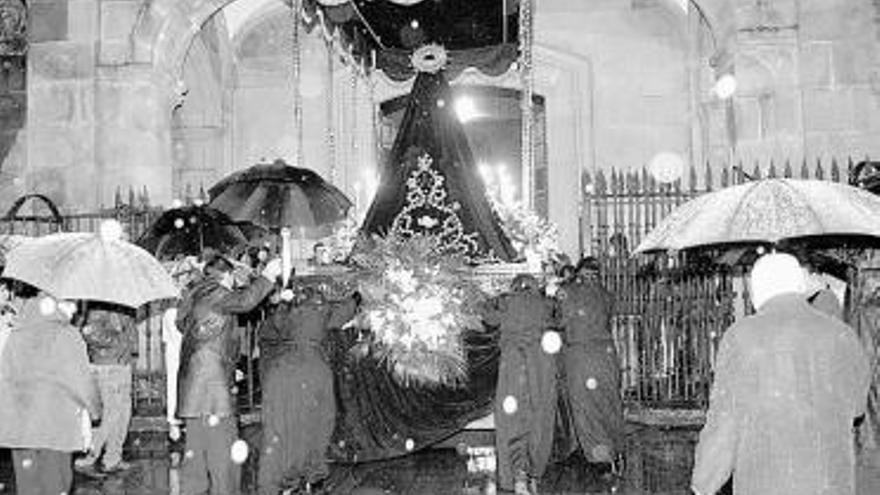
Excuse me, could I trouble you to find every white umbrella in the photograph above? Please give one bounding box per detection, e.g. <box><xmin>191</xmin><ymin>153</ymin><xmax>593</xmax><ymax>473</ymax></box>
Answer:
<box><xmin>3</xmin><ymin>221</ymin><xmax>178</xmax><ymax>308</ymax></box>
<box><xmin>634</xmin><ymin>178</ymin><xmax>880</xmax><ymax>254</ymax></box>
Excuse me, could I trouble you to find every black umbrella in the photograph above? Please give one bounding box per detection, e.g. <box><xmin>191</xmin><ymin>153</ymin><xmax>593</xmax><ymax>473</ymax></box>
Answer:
<box><xmin>207</xmin><ymin>159</ymin><xmax>353</xmax><ymax>233</ymax></box>
<box><xmin>136</xmin><ymin>205</ymin><xmax>260</xmax><ymax>260</ymax></box>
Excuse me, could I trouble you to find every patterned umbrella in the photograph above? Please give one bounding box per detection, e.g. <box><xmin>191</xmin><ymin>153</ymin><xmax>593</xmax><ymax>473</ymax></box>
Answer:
<box><xmin>136</xmin><ymin>205</ymin><xmax>262</xmax><ymax>260</ymax></box>
<box><xmin>3</xmin><ymin>222</ymin><xmax>178</xmax><ymax>308</ymax></box>
<box><xmin>208</xmin><ymin>159</ymin><xmax>353</xmax><ymax>234</ymax></box>
<box><xmin>634</xmin><ymin>178</ymin><xmax>880</xmax><ymax>254</ymax></box>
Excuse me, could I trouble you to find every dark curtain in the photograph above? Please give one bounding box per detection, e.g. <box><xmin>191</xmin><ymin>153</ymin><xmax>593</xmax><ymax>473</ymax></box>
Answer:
<box><xmin>326</xmin><ymin>325</ymin><xmax>501</xmax><ymax>462</ymax></box>
<box><xmin>360</xmin><ymin>70</ymin><xmax>517</xmax><ymax>262</ymax></box>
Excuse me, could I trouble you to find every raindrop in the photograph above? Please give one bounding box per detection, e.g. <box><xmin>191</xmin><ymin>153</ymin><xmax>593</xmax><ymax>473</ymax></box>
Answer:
<box><xmin>230</xmin><ymin>439</ymin><xmax>249</xmax><ymax>464</ymax></box>
<box><xmin>174</xmin><ymin>218</ymin><xmax>185</xmax><ymax>229</ymax></box>
<box><xmin>502</xmin><ymin>395</ymin><xmax>518</xmax><ymax>415</ymax></box>
<box><xmin>541</xmin><ymin>331</ymin><xmax>562</xmax><ymax>354</ymax></box>
<box><xmin>207</xmin><ymin>415</ymin><xmax>220</xmax><ymax>427</ymax></box>
<box><xmin>338</xmin><ymin>440</ymin><xmax>346</xmax><ymax>448</ymax></box>
<box><xmin>586</xmin><ymin>377</ymin><xmax>598</xmax><ymax>390</ymax></box>
<box><xmin>172</xmin><ymin>199</ymin><xmax>184</xmax><ymax>208</ymax></box>
<box><xmin>272</xmin><ymin>435</ymin><xmax>280</xmax><ymax>443</ymax></box>
<box><xmin>436</xmin><ymin>99</ymin><xmax>446</xmax><ymax>108</ymax></box>
<box><xmin>185</xmin><ymin>450</ymin><xmax>195</xmax><ymax>459</ymax></box>
<box><xmin>405</xmin><ymin>438</ymin><xmax>415</xmax><ymax>451</ymax></box>
<box><xmin>265</xmin><ymin>447</ymin><xmax>273</xmax><ymax>455</ymax></box>
<box><xmin>21</xmin><ymin>458</ymin><xmax>32</xmax><ymax>469</ymax></box>
<box><xmin>410</xmin><ymin>19</ymin><xmax>420</xmax><ymax>29</ymax></box>
<box><xmin>189</xmin><ymin>216</ymin><xmax>197</xmax><ymax>224</ymax></box>
<box><xmin>39</xmin><ymin>297</ymin><xmax>57</xmax><ymax>316</ymax></box>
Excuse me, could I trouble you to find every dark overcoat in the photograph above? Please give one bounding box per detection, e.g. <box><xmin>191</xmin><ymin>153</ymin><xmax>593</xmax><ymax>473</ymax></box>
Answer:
<box><xmin>176</xmin><ymin>275</ymin><xmax>273</xmax><ymax>418</ymax></box>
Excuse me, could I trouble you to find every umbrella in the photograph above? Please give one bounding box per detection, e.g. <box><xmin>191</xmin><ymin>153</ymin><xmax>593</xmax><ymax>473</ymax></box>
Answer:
<box><xmin>208</xmin><ymin>159</ymin><xmax>353</xmax><ymax>233</ymax></box>
<box><xmin>634</xmin><ymin>178</ymin><xmax>880</xmax><ymax>254</ymax></box>
<box><xmin>2</xmin><ymin>222</ymin><xmax>179</xmax><ymax>308</ymax></box>
<box><xmin>0</xmin><ymin>234</ymin><xmax>29</xmax><ymax>267</ymax></box>
<box><xmin>136</xmin><ymin>205</ymin><xmax>262</xmax><ymax>260</ymax></box>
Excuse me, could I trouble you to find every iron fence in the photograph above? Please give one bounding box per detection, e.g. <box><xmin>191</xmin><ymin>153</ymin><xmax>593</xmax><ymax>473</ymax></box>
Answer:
<box><xmin>585</xmin><ymin>157</ymin><xmax>860</xmax><ymax>410</ymax></box>
<box><xmin>0</xmin><ymin>157</ymin><xmax>870</xmax><ymax>419</ymax></box>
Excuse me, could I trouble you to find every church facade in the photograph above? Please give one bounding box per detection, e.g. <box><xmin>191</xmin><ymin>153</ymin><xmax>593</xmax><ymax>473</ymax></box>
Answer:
<box><xmin>2</xmin><ymin>0</ymin><xmax>879</xmax><ymax>256</ymax></box>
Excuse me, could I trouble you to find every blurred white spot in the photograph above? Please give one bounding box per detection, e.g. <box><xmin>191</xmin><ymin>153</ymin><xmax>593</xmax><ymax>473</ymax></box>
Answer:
<box><xmin>185</xmin><ymin>450</ymin><xmax>194</xmax><ymax>459</ymax></box>
<box><xmin>606</xmin><ymin>346</ymin><xmax>614</xmax><ymax>354</ymax></box>
<box><xmin>39</xmin><ymin>297</ymin><xmax>56</xmax><ymax>316</ymax></box>
<box><xmin>174</xmin><ymin>218</ymin><xmax>185</xmax><ymax>229</ymax></box>
<box><xmin>207</xmin><ymin>415</ymin><xmax>220</xmax><ymax>427</ymax></box>
<box><xmin>586</xmin><ymin>377</ymin><xmax>598</xmax><ymax>390</ymax></box>
<box><xmin>436</xmin><ymin>99</ymin><xmax>445</xmax><ymax>108</ymax></box>
<box><xmin>265</xmin><ymin>447</ymin><xmax>273</xmax><ymax>455</ymax></box>
<box><xmin>99</xmin><ymin>219</ymin><xmax>124</xmax><ymax>242</ymax></box>
<box><xmin>21</xmin><ymin>458</ymin><xmax>32</xmax><ymax>469</ymax></box>
<box><xmin>541</xmin><ymin>331</ymin><xmax>562</xmax><ymax>354</ymax></box>
<box><xmin>272</xmin><ymin>435</ymin><xmax>280</xmax><ymax>443</ymax></box>
<box><xmin>133</xmin><ymin>438</ymin><xmax>141</xmax><ymax>446</ymax></box>
<box><xmin>713</xmin><ymin>74</ymin><xmax>737</xmax><ymax>99</ymax></box>
<box><xmin>502</xmin><ymin>395</ymin><xmax>518</xmax><ymax>415</ymax></box>
<box><xmin>58</xmin><ymin>301</ymin><xmax>77</xmax><ymax>319</ymax></box>
<box><xmin>648</xmin><ymin>152</ymin><xmax>685</xmax><ymax>184</ymax></box>
<box><xmin>230</xmin><ymin>439</ymin><xmax>249</xmax><ymax>464</ymax></box>
<box><xmin>338</xmin><ymin>440</ymin><xmax>346</xmax><ymax>448</ymax></box>
<box><xmin>404</xmin><ymin>438</ymin><xmax>415</xmax><ymax>451</ymax></box>
<box><xmin>193</xmin><ymin>198</ymin><xmax>204</xmax><ymax>207</ymax></box>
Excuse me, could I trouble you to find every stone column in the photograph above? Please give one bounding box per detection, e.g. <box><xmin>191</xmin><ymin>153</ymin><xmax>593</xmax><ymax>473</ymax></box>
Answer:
<box><xmin>92</xmin><ymin>0</ymin><xmax>176</xmax><ymax>208</ymax></box>
<box><xmin>94</xmin><ymin>64</ymin><xmax>177</xmax><ymax>208</ymax></box>
<box><xmin>26</xmin><ymin>0</ymin><xmax>98</xmax><ymax>212</ymax></box>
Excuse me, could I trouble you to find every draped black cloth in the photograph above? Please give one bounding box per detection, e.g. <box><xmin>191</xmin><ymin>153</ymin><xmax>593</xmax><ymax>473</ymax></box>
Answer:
<box><xmin>326</xmin><ymin>326</ymin><xmax>500</xmax><ymax>463</ymax></box>
<box><xmin>359</xmin><ymin>70</ymin><xmax>517</xmax><ymax>263</ymax></box>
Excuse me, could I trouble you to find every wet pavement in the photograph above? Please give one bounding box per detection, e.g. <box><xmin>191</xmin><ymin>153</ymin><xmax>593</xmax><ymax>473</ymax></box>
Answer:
<box><xmin>0</xmin><ymin>424</ymin><xmax>877</xmax><ymax>494</ymax></box>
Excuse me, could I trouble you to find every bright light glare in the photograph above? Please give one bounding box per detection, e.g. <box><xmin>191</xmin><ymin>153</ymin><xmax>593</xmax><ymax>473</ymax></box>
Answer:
<box><xmin>714</xmin><ymin>74</ymin><xmax>737</xmax><ymax>99</ymax></box>
<box><xmin>454</xmin><ymin>95</ymin><xmax>482</xmax><ymax>123</ymax></box>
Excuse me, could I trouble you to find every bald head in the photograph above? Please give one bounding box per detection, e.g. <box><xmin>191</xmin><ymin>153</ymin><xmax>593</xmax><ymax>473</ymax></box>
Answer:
<box><xmin>749</xmin><ymin>253</ymin><xmax>807</xmax><ymax>310</ymax></box>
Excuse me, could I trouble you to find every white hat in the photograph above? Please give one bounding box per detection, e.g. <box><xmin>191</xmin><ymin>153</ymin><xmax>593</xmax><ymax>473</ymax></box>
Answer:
<box><xmin>749</xmin><ymin>252</ymin><xmax>806</xmax><ymax>310</ymax></box>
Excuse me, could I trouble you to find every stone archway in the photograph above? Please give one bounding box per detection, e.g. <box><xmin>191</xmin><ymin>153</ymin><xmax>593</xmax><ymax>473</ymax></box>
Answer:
<box><xmin>132</xmin><ymin>0</ymin><xmax>735</xmax><ymax>104</ymax></box>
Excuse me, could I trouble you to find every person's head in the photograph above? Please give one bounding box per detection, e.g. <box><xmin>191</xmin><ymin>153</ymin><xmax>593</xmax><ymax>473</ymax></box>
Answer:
<box><xmin>204</xmin><ymin>253</ymin><xmax>235</xmax><ymax>289</ymax></box>
<box><xmin>575</xmin><ymin>256</ymin><xmax>600</xmax><ymax>281</ymax></box>
<box><xmin>313</xmin><ymin>242</ymin><xmax>330</xmax><ymax>265</ymax></box>
<box><xmin>559</xmin><ymin>264</ymin><xmax>575</xmax><ymax>281</ymax></box>
<box><xmin>749</xmin><ymin>252</ymin><xmax>807</xmax><ymax>310</ymax></box>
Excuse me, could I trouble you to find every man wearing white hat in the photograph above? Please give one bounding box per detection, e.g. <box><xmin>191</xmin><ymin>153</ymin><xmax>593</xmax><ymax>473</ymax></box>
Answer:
<box><xmin>691</xmin><ymin>252</ymin><xmax>871</xmax><ymax>495</ymax></box>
